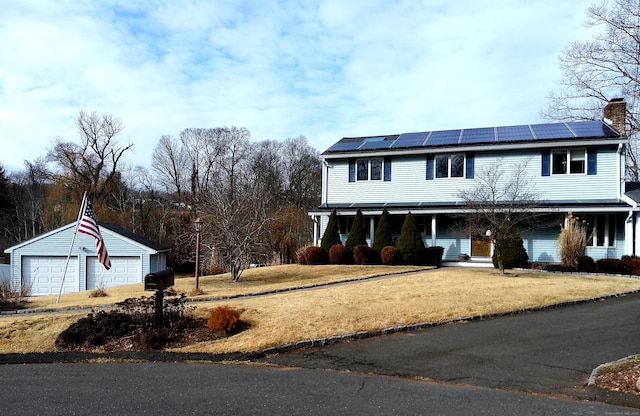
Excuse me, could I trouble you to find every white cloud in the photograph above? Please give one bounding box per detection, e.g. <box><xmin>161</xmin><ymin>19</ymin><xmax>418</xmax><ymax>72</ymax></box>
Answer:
<box><xmin>0</xmin><ymin>0</ymin><xmax>596</xmax><ymax>174</ymax></box>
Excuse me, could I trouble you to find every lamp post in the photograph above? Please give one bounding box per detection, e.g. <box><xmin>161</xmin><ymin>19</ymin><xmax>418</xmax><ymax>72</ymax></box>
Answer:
<box><xmin>194</xmin><ymin>217</ymin><xmax>203</xmax><ymax>290</ymax></box>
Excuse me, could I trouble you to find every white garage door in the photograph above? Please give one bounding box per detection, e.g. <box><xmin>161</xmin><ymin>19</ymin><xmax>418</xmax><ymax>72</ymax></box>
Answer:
<box><xmin>87</xmin><ymin>256</ymin><xmax>141</xmax><ymax>290</ymax></box>
<box><xmin>22</xmin><ymin>256</ymin><xmax>78</xmax><ymax>296</ymax></box>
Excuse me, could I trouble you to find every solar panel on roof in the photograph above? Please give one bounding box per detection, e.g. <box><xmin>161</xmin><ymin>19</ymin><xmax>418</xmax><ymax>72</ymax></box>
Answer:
<box><xmin>392</xmin><ymin>132</ymin><xmax>428</xmax><ymax>148</ymax></box>
<box><xmin>326</xmin><ymin>140</ymin><xmax>362</xmax><ymax>152</ymax></box>
<box><xmin>531</xmin><ymin>123</ymin><xmax>574</xmax><ymax>140</ymax></box>
<box><xmin>566</xmin><ymin>121</ymin><xmax>618</xmax><ymax>138</ymax></box>
<box><xmin>360</xmin><ymin>139</ymin><xmax>392</xmax><ymax>150</ymax></box>
<box><xmin>460</xmin><ymin>127</ymin><xmax>495</xmax><ymax>144</ymax></box>
<box><xmin>426</xmin><ymin>129</ymin><xmax>461</xmax><ymax>145</ymax></box>
<box><xmin>496</xmin><ymin>125</ymin><xmax>534</xmax><ymax>142</ymax></box>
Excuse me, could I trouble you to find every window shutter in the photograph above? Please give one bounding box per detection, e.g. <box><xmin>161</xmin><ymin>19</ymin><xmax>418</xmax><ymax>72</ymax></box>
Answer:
<box><xmin>426</xmin><ymin>155</ymin><xmax>434</xmax><ymax>180</ymax></box>
<box><xmin>541</xmin><ymin>150</ymin><xmax>550</xmax><ymax>176</ymax></box>
<box><xmin>465</xmin><ymin>153</ymin><xmax>474</xmax><ymax>179</ymax></box>
<box><xmin>348</xmin><ymin>159</ymin><xmax>356</xmax><ymax>182</ymax></box>
<box><xmin>384</xmin><ymin>157</ymin><xmax>391</xmax><ymax>181</ymax></box>
<box><xmin>587</xmin><ymin>148</ymin><xmax>597</xmax><ymax>175</ymax></box>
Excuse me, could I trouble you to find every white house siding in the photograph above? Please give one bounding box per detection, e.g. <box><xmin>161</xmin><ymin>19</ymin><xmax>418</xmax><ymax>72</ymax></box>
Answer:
<box><xmin>325</xmin><ymin>147</ymin><xmax>621</xmax><ymax>206</ymax></box>
<box><xmin>522</xmin><ymin>227</ymin><xmax>563</xmax><ymax>263</ymax></box>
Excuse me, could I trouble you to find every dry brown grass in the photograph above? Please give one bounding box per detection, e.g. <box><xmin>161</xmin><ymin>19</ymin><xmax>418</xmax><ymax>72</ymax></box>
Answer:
<box><xmin>2</xmin><ymin>265</ymin><xmax>640</xmax><ymax>355</ymax></box>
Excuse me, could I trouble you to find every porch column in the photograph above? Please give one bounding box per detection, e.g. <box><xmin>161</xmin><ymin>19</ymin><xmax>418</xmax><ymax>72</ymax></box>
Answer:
<box><xmin>625</xmin><ymin>211</ymin><xmax>634</xmax><ymax>256</ymax></box>
<box><xmin>369</xmin><ymin>217</ymin><xmax>375</xmax><ymax>246</ymax></box>
<box><xmin>431</xmin><ymin>214</ymin><xmax>437</xmax><ymax>247</ymax></box>
<box><xmin>312</xmin><ymin>215</ymin><xmax>319</xmax><ymax>246</ymax></box>
<box><xmin>635</xmin><ymin>212</ymin><xmax>640</xmax><ymax>256</ymax></box>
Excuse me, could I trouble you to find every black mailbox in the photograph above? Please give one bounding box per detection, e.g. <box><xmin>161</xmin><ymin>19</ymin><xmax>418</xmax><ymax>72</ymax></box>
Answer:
<box><xmin>144</xmin><ymin>268</ymin><xmax>175</xmax><ymax>291</ymax></box>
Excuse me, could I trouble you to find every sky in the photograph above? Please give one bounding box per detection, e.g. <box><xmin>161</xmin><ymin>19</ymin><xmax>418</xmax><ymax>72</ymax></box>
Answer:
<box><xmin>0</xmin><ymin>0</ymin><xmax>597</xmax><ymax>174</ymax></box>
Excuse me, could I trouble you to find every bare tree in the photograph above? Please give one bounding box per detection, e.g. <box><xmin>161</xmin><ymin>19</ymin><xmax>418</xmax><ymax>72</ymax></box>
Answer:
<box><xmin>47</xmin><ymin>110</ymin><xmax>133</xmax><ymax>203</ymax></box>
<box><xmin>282</xmin><ymin>136</ymin><xmax>322</xmax><ymax>210</ymax></box>
<box><xmin>152</xmin><ymin>135</ymin><xmax>188</xmax><ymax>204</ymax></box>
<box><xmin>543</xmin><ymin>0</ymin><xmax>640</xmax><ymax>179</ymax></box>
<box><xmin>458</xmin><ymin>159</ymin><xmax>549</xmax><ymax>273</ymax></box>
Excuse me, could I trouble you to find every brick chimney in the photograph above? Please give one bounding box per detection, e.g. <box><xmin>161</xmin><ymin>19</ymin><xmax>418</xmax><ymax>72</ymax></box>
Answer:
<box><xmin>603</xmin><ymin>98</ymin><xmax>626</xmax><ymax>135</ymax></box>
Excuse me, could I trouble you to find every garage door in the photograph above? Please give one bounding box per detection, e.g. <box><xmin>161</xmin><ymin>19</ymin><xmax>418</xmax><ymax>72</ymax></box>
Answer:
<box><xmin>22</xmin><ymin>256</ymin><xmax>78</xmax><ymax>296</ymax></box>
<box><xmin>87</xmin><ymin>256</ymin><xmax>141</xmax><ymax>290</ymax></box>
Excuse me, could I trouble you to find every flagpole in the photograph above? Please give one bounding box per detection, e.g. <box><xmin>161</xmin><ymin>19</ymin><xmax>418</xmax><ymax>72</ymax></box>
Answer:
<box><xmin>56</xmin><ymin>192</ymin><xmax>87</xmax><ymax>304</ymax></box>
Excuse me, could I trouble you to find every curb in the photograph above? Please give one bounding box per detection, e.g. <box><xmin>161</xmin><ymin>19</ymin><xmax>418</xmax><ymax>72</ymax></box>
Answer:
<box><xmin>587</xmin><ymin>355</ymin><xmax>640</xmax><ymax>409</ymax></box>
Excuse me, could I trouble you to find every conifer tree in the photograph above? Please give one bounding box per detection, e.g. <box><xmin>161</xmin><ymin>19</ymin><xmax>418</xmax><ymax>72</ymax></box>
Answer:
<box><xmin>346</xmin><ymin>209</ymin><xmax>367</xmax><ymax>251</ymax></box>
<box><xmin>320</xmin><ymin>209</ymin><xmax>341</xmax><ymax>255</ymax></box>
<box><xmin>396</xmin><ymin>212</ymin><xmax>424</xmax><ymax>264</ymax></box>
<box><xmin>372</xmin><ymin>208</ymin><xmax>393</xmax><ymax>254</ymax></box>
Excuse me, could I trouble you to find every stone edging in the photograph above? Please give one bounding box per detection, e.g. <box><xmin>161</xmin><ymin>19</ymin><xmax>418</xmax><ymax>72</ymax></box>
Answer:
<box><xmin>587</xmin><ymin>355</ymin><xmax>640</xmax><ymax>409</ymax></box>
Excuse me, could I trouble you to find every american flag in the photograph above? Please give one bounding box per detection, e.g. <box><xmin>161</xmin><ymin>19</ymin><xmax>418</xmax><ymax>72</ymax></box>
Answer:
<box><xmin>78</xmin><ymin>199</ymin><xmax>111</xmax><ymax>270</ymax></box>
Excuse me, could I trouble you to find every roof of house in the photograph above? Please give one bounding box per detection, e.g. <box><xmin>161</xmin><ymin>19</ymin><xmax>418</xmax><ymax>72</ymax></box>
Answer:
<box><xmin>99</xmin><ymin>222</ymin><xmax>171</xmax><ymax>252</ymax></box>
<box><xmin>4</xmin><ymin>222</ymin><xmax>171</xmax><ymax>253</ymax></box>
<box><xmin>322</xmin><ymin>120</ymin><xmax>623</xmax><ymax>156</ymax></box>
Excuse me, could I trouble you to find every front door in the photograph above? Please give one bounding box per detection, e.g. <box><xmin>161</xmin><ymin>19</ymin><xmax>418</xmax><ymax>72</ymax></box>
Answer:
<box><xmin>471</xmin><ymin>236</ymin><xmax>492</xmax><ymax>257</ymax></box>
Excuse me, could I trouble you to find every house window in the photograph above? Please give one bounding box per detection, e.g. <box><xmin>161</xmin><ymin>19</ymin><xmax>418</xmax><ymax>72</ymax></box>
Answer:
<box><xmin>552</xmin><ymin>149</ymin><xmax>586</xmax><ymax>174</ymax></box>
<box><xmin>435</xmin><ymin>154</ymin><xmax>465</xmax><ymax>178</ymax></box>
<box><xmin>584</xmin><ymin>214</ymin><xmax>616</xmax><ymax>247</ymax></box>
<box><xmin>352</xmin><ymin>158</ymin><xmax>388</xmax><ymax>181</ymax></box>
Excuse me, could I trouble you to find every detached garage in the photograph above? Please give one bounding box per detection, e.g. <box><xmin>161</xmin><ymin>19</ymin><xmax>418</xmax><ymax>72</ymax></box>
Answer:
<box><xmin>4</xmin><ymin>222</ymin><xmax>170</xmax><ymax>296</ymax></box>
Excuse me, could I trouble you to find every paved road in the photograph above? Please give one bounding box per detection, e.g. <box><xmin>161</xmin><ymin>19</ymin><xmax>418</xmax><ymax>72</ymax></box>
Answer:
<box><xmin>259</xmin><ymin>291</ymin><xmax>640</xmax><ymax>400</ymax></box>
<box><xmin>2</xmin><ymin>362</ymin><xmax>638</xmax><ymax>415</ymax></box>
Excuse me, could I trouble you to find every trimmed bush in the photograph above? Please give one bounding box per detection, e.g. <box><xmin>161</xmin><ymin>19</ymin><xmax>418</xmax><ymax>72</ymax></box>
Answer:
<box><xmin>419</xmin><ymin>246</ymin><xmax>444</xmax><ymax>266</ymax></box>
<box><xmin>321</xmin><ymin>209</ymin><xmax>341</xmax><ymax>256</ymax></box>
<box><xmin>304</xmin><ymin>246</ymin><xmax>325</xmax><ymax>265</ymax></box>
<box><xmin>596</xmin><ymin>258</ymin><xmax>631</xmax><ymax>275</ymax></box>
<box><xmin>354</xmin><ymin>245</ymin><xmax>376</xmax><ymax>265</ymax></box>
<box><xmin>576</xmin><ymin>255</ymin><xmax>596</xmax><ymax>273</ymax></box>
<box><xmin>492</xmin><ymin>225</ymin><xmax>528</xmax><ymax>269</ymax></box>
<box><xmin>346</xmin><ymin>209</ymin><xmax>367</xmax><ymax>251</ymax></box>
<box><xmin>207</xmin><ymin>305</ymin><xmax>240</xmax><ymax>334</ymax></box>
<box><xmin>397</xmin><ymin>213</ymin><xmax>425</xmax><ymax>265</ymax></box>
<box><xmin>622</xmin><ymin>255</ymin><xmax>640</xmax><ymax>276</ymax></box>
<box><xmin>372</xmin><ymin>208</ymin><xmax>393</xmax><ymax>255</ymax></box>
<box><xmin>381</xmin><ymin>246</ymin><xmax>399</xmax><ymax>265</ymax></box>
<box><xmin>329</xmin><ymin>244</ymin><xmax>352</xmax><ymax>264</ymax></box>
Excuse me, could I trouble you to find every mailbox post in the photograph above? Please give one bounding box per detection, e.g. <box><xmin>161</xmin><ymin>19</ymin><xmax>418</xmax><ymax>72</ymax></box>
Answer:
<box><xmin>144</xmin><ymin>268</ymin><xmax>175</xmax><ymax>329</ymax></box>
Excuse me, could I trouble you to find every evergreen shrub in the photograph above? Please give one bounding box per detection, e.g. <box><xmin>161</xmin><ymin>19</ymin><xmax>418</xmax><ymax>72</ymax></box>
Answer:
<box><xmin>381</xmin><ymin>246</ymin><xmax>399</xmax><ymax>265</ymax></box>
<box><xmin>397</xmin><ymin>213</ymin><xmax>425</xmax><ymax>265</ymax></box>
<box><xmin>492</xmin><ymin>226</ymin><xmax>528</xmax><ymax>269</ymax></box>
<box><xmin>576</xmin><ymin>256</ymin><xmax>596</xmax><ymax>273</ymax></box>
<box><xmin>596</xmin><ymin>258</ymin><xmax>631</xmax><ymax>275</ymax></box>
<box><xmin>354</xmin><ymin>245</ymin><xmax>376</xmax><ymax>265</ymax></box>
<box><xmin>329</xmin><ymin>244</ymin><xmax>352</xmax><ymax>264</ymax></box>
<box><xmin>419</xmin><ymin>246</ymin><xmax>444</xmax><ymax>266</ymax></box>
<box><xmin>304</xmin><ymin>246</ymin><xmax>326</xmax><ymax>265</ymax></box>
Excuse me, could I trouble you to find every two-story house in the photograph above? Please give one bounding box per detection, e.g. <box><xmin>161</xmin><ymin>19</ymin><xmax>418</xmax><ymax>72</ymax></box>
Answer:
<box><xmin>310</xmin><ymin>99</ymin><xmax>639</xmax><ymax>265</ymax></box>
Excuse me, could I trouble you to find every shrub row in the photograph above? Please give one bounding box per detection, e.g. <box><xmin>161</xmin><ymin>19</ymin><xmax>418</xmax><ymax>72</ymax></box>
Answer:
<box><xmin>297</xmin><ymin>244</ymin><xmax>444</xmax><ymax>267</ymax></box>
<box><xmin>543</xmin><ymin>255</ymin><xmax>640</xmax><ymax>275</ymax></box>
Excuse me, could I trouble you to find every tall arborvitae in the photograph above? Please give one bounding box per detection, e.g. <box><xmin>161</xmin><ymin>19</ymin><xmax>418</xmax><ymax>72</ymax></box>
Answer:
<box><xmin>372</xmin><ymin>208</ymin><xmax>393</xmax><ymax>254</ymax></box>
<box><xmin>396</xmin><ymin>212</ymin><xmax>424</xmax><ymax>264</ymax></box>
<box><xmin>346</xmin><ymin>209</ymin><xmax>367</xmax><ymax>251</ymax></box>
<box><xmin>320</xmin><ymin>209</ymin><xmax>341</xmax><ymax>255</ymax></box>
